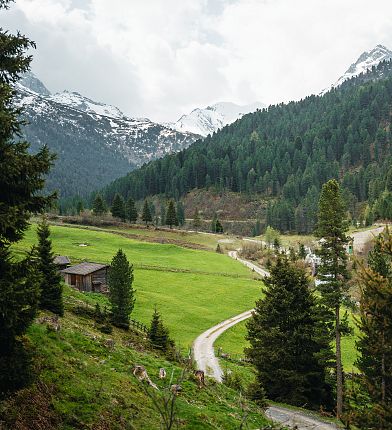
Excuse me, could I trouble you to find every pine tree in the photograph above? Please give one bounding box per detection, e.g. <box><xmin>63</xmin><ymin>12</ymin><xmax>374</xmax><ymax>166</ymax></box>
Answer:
<box><xmin>76</xmin><ymin>200</ymin><xmax>84</xmax><ymax>215</ymax></box>
<box><xmin>215</xmin><ymin>218</ymin><xmax>223</xmax><ymax>233</ymax></box>
<box><xmin>160</xmin><ymin>202</ymin><xmax>166</xmax><ymax>226</ymax></box>
<box><xmin>37</xmin><ymin>218</ymin><xmax>63</xmax><ymax>316</ymax></box>
<box><xmin>126</xmin><ymin>197</ymin><xmax>138</xmax><ymax>223</ymax></box>
<box><xmin>246</xmin><ymin>258</ymin><xmax>333</xmax><ymax>409</ymax></box>
<box><xmin>315</xmin><ymin>179</ymin><xmax>350</xmax><ymax>418</ymax></box>
<box><xmin>111</xmin><ymin>193</ymin><xmax>126</xmax><ymax>221</ymax></box>
<box><xmin>166</xmin><ymin>200</ymin><xmax>178</xmax><ymax>229</ymax></box>
<box><xmin>298</xmin><ymin>243</ymin><xmax>307</xmax><ymax>260</ymax></box>
<box><xmin>108</xmin><ymin>249</ymin><xmax>135</xmax><ymax>329</ymax></box>
<box><xmin>211</xmin><ymin>213</ymin><xmax>218</xmax><ymax>233</ymax></box>
<box><xmin>0</xmin><ymin>0</ymin><xmax>56</xmax><ymax>393</ymax></box>
<box><xmin>350</xmin><ymin>229</ymin><xmax>392</xmax><ymax>428</ymax></box>
<box><xmin>148</xmin><ymin>307</ymin><xmax>172</xmax><ymax>351</ymax></box>
<box><xmin>93</xmin><ymin>194</ymin><xmax>106</xmax><ymax>215</ymax></box>
<box><xmin>142</xmin><ymin>199</ymin><xmax>152</xmax><ymax>226</ymax></box>
<box><xmin>192</xmin><ymin>209</ymin><xmax>202</xmax><ymax>231</ymax></box>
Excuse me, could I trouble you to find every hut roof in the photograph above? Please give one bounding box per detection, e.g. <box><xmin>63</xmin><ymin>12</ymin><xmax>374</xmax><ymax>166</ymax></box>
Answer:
<box><xmin>54</xmin><ymin>255</ymin><xmax>71</xmax><ymax>266</ymax></box>
<box><xmin>61</xmin><ymin>262</ymin><xmax>108</xmax><ymax>276</ymax></box>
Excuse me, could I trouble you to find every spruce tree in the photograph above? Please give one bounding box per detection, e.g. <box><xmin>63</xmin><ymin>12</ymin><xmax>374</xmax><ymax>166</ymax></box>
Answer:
<box><xmin>166</xmin><ymin>200</ymin><xmax>178</xmax><ymax>229</ymax></box>
<box><xmin>246</xmin><ymin>258</ymin><xmax>333</xmax><ymax>409</ymax></box>
<box><xmin>176</xmin><ymin>201</ymin><xmax>185</xmax><ymax>226</ymax></box>
<box><xmin>0</xmin><ymin>0</ymin><xmax>56</xmax><ymax>393</ymax></box>
<box><xmin>142</xmin><ymin>199</ymin><xmax>152</xmax><ymax>226</ymax></box>
<box><xmin>215</xmin><ymin>218</ymin><xmax>223</xmax><ymax>233</ymax></box>
<box><xmin>93</xmin><ymin>194</ymin><xmax>106</xmax><ymax>215</ymax></box>
<box><xmin>37</xmin><ymin>218</ymin><xmax>63</xmax><ymax>316</ymax></box>
<box><xmin>192</xmin><ymin>209</ymin><xmax>202</xmax><ymax>231</ymax></box>
<box><xmin>126</xmin><ymin>197</ymin><xmax>138</xmax><ymax>223</ymax></box>
<box><xmin>111</xmin><ymin>193</ymin><xmax>126</xmax><ymax>221</ymax></box>
<box><xmin>148</xmin><ymin>307</ymin><xmax>172</xmax><ymax>351</ymax></box>
<box><xmin>76</xmin><ymin>200</ymin><xmax>84</xmax><ymax>215</ymax></box>
<box><xmin>351</xmin><ymin>229</ymin><xmax>392</xmax><ymax>428</ymax></box>
<box><xmin>315</xmin><ymin>179</ymin><xmax>350</xmax><ymax>418</ymax></box>
<box><xmin>108</xmin><ymin>249</ymin><xmax>135</xmax><ymax>329</ymax></box>
<box><xmin>211</xmin><ymin>213</ymin><xmax>218</xmax><ymax>233</ymax></box>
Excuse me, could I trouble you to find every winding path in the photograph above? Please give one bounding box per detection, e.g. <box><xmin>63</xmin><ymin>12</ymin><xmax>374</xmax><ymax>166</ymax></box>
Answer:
<box><xmin>193</xmin><ymin>250</ymin><xmax>340</xmax><ymax>429</ymax></box>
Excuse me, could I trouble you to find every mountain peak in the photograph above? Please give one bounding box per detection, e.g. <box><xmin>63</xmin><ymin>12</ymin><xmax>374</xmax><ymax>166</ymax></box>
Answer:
<box><xmin>18</xmin><ymin>71</ymin><xmax>51</xmax><ymax>96</ymax></box>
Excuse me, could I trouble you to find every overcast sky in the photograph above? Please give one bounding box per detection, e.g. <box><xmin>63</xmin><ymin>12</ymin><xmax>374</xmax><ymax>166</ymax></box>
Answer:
<box><xmin>3</xmin><ymin>0</ymin><xmax>392</xmax><ymax>122</ymax></box>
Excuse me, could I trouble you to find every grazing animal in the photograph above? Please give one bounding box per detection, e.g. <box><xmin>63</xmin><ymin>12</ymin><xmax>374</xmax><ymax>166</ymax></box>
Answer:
<box><xmin>132</xmin><ymin>365</ymin><xmax>159</xmax><ymax>390</ymax></box>
<box><xmin>159</xmin><ymin>368</ymin><xmax>167</xmax><ymax>379</ymax></box>
<box><xmin>194</xmin><ymin>370</ymin><xmax>205</xmax><ymax>389</ymax></box>
<box><xmin>171</xmin><ymin>384</ymin><xmax>182</xmax><ymax>395</ymax></box>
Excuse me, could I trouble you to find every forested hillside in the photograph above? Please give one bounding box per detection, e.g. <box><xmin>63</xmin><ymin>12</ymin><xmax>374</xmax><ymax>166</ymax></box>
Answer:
<box><xmin>103</xmin><ymin>60</ymin><xmax>392</xmax><ymax>233</ymax></box>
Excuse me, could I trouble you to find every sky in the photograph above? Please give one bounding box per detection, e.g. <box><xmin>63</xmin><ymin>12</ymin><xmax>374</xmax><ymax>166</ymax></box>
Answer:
<box><xmin>3</xmin><ymin>0</ymin><xmax>392</xmax><ymax>122</ymax></box>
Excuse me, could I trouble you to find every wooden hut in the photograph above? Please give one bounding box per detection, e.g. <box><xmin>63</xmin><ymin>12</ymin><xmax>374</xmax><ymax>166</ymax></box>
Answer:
<box><xmin>61</xmin><ymin>262</ymin><xmax>109</xmax><ymax>293</ymax></box>
<box><xmin>54</xmin><ymin>255</ymin><xmax>71</xmax><ymax>271</ymax></box>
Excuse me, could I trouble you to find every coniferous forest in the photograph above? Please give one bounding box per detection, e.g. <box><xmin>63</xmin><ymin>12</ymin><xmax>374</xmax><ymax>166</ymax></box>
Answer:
<box><xmin>102</xmin><ymin>61</ymin><xmax>392</xmax><ymax>233</ymax></box>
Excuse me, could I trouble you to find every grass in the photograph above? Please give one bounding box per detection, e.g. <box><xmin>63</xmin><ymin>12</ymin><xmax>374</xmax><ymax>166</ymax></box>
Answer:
<box><xmin>0</xmin><ymin>287</ymin><xmax>272</xmax><ymax>429</ymax></box>
<box><xmin>14</xmin><ymin>224</ymin><xmax>263</xmax><ymax>349</ymax></box>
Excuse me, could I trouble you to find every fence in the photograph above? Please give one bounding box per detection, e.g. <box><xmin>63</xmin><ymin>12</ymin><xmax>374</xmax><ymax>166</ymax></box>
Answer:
<box><xmin>130</xmin><ymin>319</ymin><xmax>148</xmax><ymax>333</ymax></box>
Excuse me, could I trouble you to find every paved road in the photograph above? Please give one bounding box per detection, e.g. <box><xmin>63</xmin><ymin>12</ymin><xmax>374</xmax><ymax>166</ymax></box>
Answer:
<box><xmin>193</xmin><ymin>251</ymin><xmax>340</xmax><ymax>429</ymax></box>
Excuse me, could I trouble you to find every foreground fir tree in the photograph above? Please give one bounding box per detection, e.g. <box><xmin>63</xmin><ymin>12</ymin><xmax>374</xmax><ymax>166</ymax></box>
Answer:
<box><xmin>108</xmin><ymin>249</ymin><xmax>135</xmax><ymax>329</ymax></box>
<box><xmin>37</xmin><ymin>218</ymin><xmax>63</xmax><ymax>316</ymax></box>
<box><xmin>142</xmin><ymin>199</ymin><xmax>152</xmax><ymax>226</ymax></box>
<box><xmin>166</xmin><ymin>200</ymin><xmax>178</xmax><ymax>229</ymax></box>
<box><xmin>315</xmin><ymin>179</ymin><xmax>350</xmax><ymax>418</ymax></box>
<box><xmin>0</xmin><ymin>0</ymin><xmax>56</xmax><ymax>393</ymax></box>
<box><xmin>350</xmin><ymin>229</ymin><xmax>392</xmax><ymax>428</ymax></box>
<box><xmin>93</xmin><ymin>194</ymin><xmax>106</xmax><ymax>215</ymax></box>
<box><xmin>148</xmin><ymin>307</ymin><xmax>172</xmax><ymax>352</ymax></box>
<box><xmin>111</xmin><ymin>193</ymin><xmax>126</xmax><ymax>221</ymax></box>
<box><xmin>246</xmin><ymin>258</ymin><xmax>333</xmax><ymax>409</ymax></box>
<box><xmin>126</xmin><ymin>197</ymin><xmax>138</xmax><ymax>223</ymax></box>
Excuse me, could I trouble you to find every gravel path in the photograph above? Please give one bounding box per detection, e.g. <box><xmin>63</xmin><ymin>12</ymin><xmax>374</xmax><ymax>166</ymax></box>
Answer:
<box><xmin>193</xmin><ymin>251</ymin><xmax>340</xmax><ymax>429</ymax></box>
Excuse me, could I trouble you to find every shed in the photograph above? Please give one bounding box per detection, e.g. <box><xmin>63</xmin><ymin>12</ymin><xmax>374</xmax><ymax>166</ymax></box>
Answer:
<box><xmin>61</xmin><ymin>262</ymin><xmax>109</xmax><ymax>293</ymax></box>
<box><xmin>54</xmin><ymin>255</ymin><xmax>71</xmax><ymax>271</ymax></box>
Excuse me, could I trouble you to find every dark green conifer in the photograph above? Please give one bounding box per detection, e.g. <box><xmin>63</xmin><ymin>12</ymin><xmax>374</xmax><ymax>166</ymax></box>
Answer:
<box><xmin>37</xmin><ymin>218</ymin><xmax>63</xmax><ymax>316</ymax></box>
<box><xmin>108</xmin><ymin>249</ymin><xmax>135</xmax><ymax>329</ymax></box>
<box><xmin>148</xmin><ymin>307</ymin><xmax>172</xmax><ymax>351</ymax></box>
<box><xmin>176</xmin><ymin>201</ymin><xmax>185</xmax><ymax>226</ymax></box>
<box><xmin>192</xmin><ymin>209</ymin><xmax>202</xmax><ymax>231</ymax></box>
<box><xmin>93</xmin><ymin>194</ymin><xmax>106</xmax><ymax>215</ymax></box>
<box><xmin>126</xmin><ymin>197</ymin><xmax>138</xmax><ymax>223</ymax></box>
<box><xmin>142</xmin><ymin>199</ymin><xmax>152</xmax><ymax>226</ymax></box>
<box><xmin>111</xmin><ymin>193</ymin><xmax>126</xmax><ymax>221</ymax></box>
<box><xmin>246</xmin><ymin>258</ymin><xmax>333</xmax><ymax>409</ymax></box>
<box><xmin>76</xmin><ymin>200</ymin><xmax>84</xmax><ymax>215</ymax></box>
<box><xmin>166</xmin><ymin>200</ymin><xmax>178</xmax><ymax>229</ymax></box>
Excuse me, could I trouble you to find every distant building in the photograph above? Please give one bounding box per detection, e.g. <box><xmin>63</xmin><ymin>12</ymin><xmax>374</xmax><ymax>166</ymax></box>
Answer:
<box><xmin>61</xmin><ymin>262</ymin><xmax>109</xmax><ymax>293</ymax></box>
<box><xmin>54</xmin><ymin>255</ymin><xmax>71</xmax><ymax>271</ymax></box>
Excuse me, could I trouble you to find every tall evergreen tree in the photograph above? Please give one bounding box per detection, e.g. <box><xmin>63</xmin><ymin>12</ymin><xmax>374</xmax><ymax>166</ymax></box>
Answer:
<box><xmin>0</xmin><ymin>0</ymin><xmax>56</xmax><ymax>393</ymax></box>
<box><xmin>108</xmin><ymin>249</ymin><xmax>135</xmax><ymax>329</ymax></box>
<box><xmin>111</xmin><ymin>193</ymin><xmax>126</xmax><ymax>221</ymax></box>
<box><xmin>166</xmin><ymin>200</ymin><xmax>178</xmax><ymax>229</ymax></box>
<box><xmin>37</xmin><ymin>218</ymin><xmax>63</xmax><ymax>316</ymax></box>
<box><xmin>148</xmin><ymin>306</ymin><xmax>172</xmax><ymax>352</ymax></box>
<box><xmin>215</xmin><ymin>218</ymin><xmax>223</xmax><ymax>233</ymax></box>
<box><xmin>126</xmin><ymin>197</ymin><xmax>138</xmax><ymax>223</ymax></box>
<box><xmin>142</xmin><ymin>199</ymin><xmax>152</xmax><ymax>226</ymax></box>
<box><xmin>350</xmin><ymin>229</ymin><xmax>392</xmax><ymax>428</ymax></box>
<box><xmin>93</xmin><ymin>194</ymin><xmax>106</xmax><ymax>215</ymax></box>
<box><xmin>246</xmin><ymin>258</ymin><xmax>333</xmax><ymax>409</ymax></box>
<box><xmin>76</xmin><ymin>200</ymin><xmax>84</xmax><ymax>215</ymax></box>
<box><xmin>315</xmin><ymin>179</ymin><xmax>350</xmax><ymax>418</ymax></box>
<box><xmin>176</xmin><ymin>201</ymin><xmax>185</xmax><ymax>226</ymax></box>
<box><xmin>160</xmin><ymin>202</ymin><xmax>166</xmax><ymax>226</ymax></box>
<box><xmin>211</xmin><ymin>213</ymin><xmax>218</xmax><ymax>233</ymax></box>
<box><xmin>192</xmin><ymin>209</ymin><xmax>202</xmax><ymax>231</ymax></box>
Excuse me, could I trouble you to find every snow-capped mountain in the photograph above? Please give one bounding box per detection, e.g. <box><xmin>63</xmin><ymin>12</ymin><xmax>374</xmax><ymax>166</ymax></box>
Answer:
<box><xmin>16</xmin><ymin>72</ymin><xmax>199</xmax><ymax>198</ymax></box>
<box><xmin>323</xmin><ymin>44</ymin><xmax>392</xmax><ymax>94</ymax></box>
<box><xmin>171</xmin><ymin>101</ymin><xmax>265</xmax><ymax>137</ymax></box>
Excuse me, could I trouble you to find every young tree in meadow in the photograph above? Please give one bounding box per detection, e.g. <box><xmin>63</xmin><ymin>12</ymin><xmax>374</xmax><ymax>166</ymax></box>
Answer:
<box><xmin>192</xmin><ymin>209</ymin><xmax>202</xmax><ymax>231</ymax></box>
<box><xmin>350</xmin><ymin>230</ymin><xmax>392</xmax><ymax>428</ymax></box>
<box><xmin>93</xmin><ymin>194</ymin><xmax>106</xmax><ymax>215</ymax></box>
<box><xmin>0</xmin><ymin>0</ymin><xmax>56</xmax><ymax>392</ymax></box>
<box><xmin>142</xmin><ymin>199</ymin><xmax>152</xmax><ymax>226</ymax></box>
<box><xmin>246</xmin><ymin>258</ymin><xmax>333</xmax><ymax>409</ymax></box>
<box><xmin>108</xmin><ymin>249</ymin><xmax>135</xmax><ymax>329</ymax></box>
<box><xmin>148</xmin><ymin>307</ymin><xmax>172</xmax><ymax>351</ymax></box>
<box><xmin>264</xmin><ymin>226</ymin><xmax>280</xmax><ymax>247</ymax></box>
<box><xmin>111</xmin><ymin>193</ymin><xmax>126</xmax><ymax>221</ymax></box>
<box><xmin>166</xmin><ymin>200</ymin><xmax>178</xmax><ymax>229</ymax></box>
<box><xmin>126</xmin><ymin>197</ymin><xmax>138</xmax><ymax>223</ymax></box>
<box><xmin>37</xmin><ymin>218</ymin><xmax>63</xmax><ymax>316</ymax></box>
<box><xmin>315</xmin><ymin>179</ymin><xmax>350</xmax><ymax>418</ymax></box>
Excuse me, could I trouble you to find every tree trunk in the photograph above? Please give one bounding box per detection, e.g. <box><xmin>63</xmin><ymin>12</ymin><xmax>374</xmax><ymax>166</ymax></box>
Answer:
<box><xmin>336</xmin><ymin>305</ymin><xmax>343</xmax><ymax>418</ymax></box>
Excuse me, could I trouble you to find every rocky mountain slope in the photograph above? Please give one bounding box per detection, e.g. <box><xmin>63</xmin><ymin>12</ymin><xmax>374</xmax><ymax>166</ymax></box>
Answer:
<box><xmin>171</xmin><ymin>101</ymin><xmax>265</xmax><ymax>137</ymax></box>
<box><xmin>322</xmin><ymin>44</ymin><xmax>392</xmax><ymax>94</ymax></box>
<box><xmin>16</xmin><ymin>73</ymin><xmax>199</xmax><ymax>198</ymax></box>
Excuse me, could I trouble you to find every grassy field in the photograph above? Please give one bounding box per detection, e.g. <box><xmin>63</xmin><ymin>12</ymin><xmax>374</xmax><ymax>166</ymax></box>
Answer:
<box><xmin>0</xmin><ymin>288</ymin><xmax>271</xmax><ymax>430</ymax></box>
<box><xmin>14</xmin><ymin>224</ymin><xmax>263</xmax><ymax>348</ymax></box>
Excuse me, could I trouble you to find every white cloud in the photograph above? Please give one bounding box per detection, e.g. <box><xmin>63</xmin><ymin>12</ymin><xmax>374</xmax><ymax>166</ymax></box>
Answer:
<box><xmin>3</xmin><ymin>0</ymin><xmax>392</xmax><ymax>121</ymax></box>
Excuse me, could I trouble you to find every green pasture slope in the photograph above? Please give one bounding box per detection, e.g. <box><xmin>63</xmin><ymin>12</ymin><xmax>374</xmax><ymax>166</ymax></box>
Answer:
<box><xmin>14</xmin><ymin>224</ymin><xmax>263</xmax><ymax>348</ymax></box>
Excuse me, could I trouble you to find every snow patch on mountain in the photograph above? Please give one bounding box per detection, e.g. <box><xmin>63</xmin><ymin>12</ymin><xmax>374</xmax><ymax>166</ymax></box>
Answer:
<box><xmin>172</xmin><ymin>101</ymin><xmax>265</xmax><ymax>137</ymax></box>
<box><xmin>323</xmin><ymin>44</ymin><xmax>392</xmax><ymax>94</ymax></box>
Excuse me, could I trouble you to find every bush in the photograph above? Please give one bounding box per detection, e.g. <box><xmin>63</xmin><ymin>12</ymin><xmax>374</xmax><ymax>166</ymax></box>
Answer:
<box><xmin>222</xmin><ymin>370</ymin><xmax>244</xmax><ymax>392</ymax></box>
<box><xmin>246</xmin><ymin>380</ymin><xmax>267</xmax><ymax>408</ymax></box>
